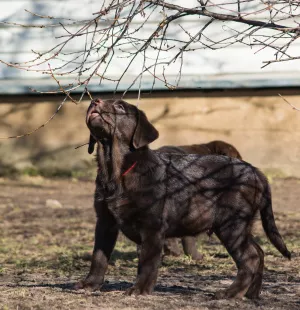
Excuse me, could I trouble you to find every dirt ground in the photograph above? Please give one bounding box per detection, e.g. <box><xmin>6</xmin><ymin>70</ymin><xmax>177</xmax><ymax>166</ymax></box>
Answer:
<box><xmin>0</xmin><ymin>176</ymin><xmax>299</xmax><ymax>310</ymax></box>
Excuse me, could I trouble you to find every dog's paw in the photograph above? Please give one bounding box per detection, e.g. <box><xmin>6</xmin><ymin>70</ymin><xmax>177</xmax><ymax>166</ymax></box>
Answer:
<box><xmin>191</xmin><ymin>252</ymin><xmax>204</xmax><ymax>262</ymax></box>
<box><xmin>214</xmin><ymin>289</ymin><xmax>245</xmax><ymax>300</ymax></box>
<box><xmin>125</xmin><ymin>286</ymin><xmax>141</xmax><ymax>296</ymax></box>
<box><xmin>125</xmin><ymin>285</ymin><xmax>150</xmax><ymax>296</ymax></box>
<box><xmin>73</xmin><ymin>278</ymin><xmax>103</xmax><ymax>291</ymax></box>
<box><xmin>163</xmin><ymin>251</ymin><xmax>181</xmax><ymax>258</ymax></box>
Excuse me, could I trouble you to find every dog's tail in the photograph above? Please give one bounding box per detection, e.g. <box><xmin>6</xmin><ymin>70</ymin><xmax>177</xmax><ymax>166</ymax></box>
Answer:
<box><xmin>260</xmin><ymin>182</ymin><xmax>291</xmax><ymax>260</ymax></box>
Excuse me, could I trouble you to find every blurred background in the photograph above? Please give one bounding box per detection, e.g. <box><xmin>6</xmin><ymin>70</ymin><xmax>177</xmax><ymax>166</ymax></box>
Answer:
<box><xmin>1</xmin><ymin>1</ymin><xmax>300</xmax><ymax>178</ymax></box>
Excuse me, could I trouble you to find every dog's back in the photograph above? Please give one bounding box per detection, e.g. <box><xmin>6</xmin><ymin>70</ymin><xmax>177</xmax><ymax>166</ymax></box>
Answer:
<box><xmin>157</xmin><ymin>140</ymin><xmax>242</xmax><ymax>159</ymax></box>
<box><xmin>157</xmin><ymin>145</ymin><xmax>187</xmax><ymax>154</ymax></box>
<box><xmin>158</xmin><ymin>153</ymin><xmax>254</xmax><ymax>212</ymax></box>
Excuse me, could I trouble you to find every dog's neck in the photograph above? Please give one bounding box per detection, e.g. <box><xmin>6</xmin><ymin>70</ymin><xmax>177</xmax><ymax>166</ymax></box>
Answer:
<box><xmin>96</xmin><ymin>137</ymin><xmax>142</xmax><ymax>184</ymax></box>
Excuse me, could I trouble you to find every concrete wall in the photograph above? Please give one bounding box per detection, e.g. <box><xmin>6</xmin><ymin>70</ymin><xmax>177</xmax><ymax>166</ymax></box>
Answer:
<box><xmin>1</xmin><ymin>91</ymin><xmax>300</xmax><ymax>177</ymax></box>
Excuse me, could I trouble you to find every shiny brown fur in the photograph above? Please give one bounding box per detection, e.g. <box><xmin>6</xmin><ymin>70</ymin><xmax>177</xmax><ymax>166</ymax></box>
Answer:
<box><xmin>75</xmin><ymin>98</ymin><xmax>291</xmax><ymax>299</ymax></box>
<box><xmin>159</xmin><ymin>141</ymin><xmax>242</xmax><ymax>261</ymax></box>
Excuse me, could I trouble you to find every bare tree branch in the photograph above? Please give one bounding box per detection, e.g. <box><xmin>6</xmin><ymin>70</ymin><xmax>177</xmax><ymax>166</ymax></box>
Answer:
<box><xmin>1</xmin><ymin>0</ymin><xmax>300</xmax><ymax>137</ymax></box>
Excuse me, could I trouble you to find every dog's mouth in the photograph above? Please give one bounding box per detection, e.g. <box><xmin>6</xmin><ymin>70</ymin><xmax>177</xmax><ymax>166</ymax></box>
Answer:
<box><xmin>86</xmin><ymin>104</ymin><xmax>116</xmax><ymax>140</ymax></box>
<box><xmin>89</xmin><ymin>111</ymin><xmax>100</xmax><ymax>121</ymax></box>
<box><xmin>87</xmin><ymin>108</ymin><xmax>101</xmax><ymax>125</ymax></box>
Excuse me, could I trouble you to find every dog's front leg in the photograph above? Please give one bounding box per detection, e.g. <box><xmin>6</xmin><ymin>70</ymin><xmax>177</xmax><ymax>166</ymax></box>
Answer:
<box><xmin>126</xmin><ymin>231</ymin><xmax>164</xmax><ymax>295</ymax></box>
<box><xmin>75</xmin><ymin>203</ymin><xmax>118</xmax><ymax>291</ymax></box>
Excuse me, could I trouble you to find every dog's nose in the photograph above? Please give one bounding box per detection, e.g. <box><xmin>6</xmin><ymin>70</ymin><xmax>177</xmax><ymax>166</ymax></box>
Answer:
<box><xmin>92</xmin><ymin>98</ymin><xmax>104</xmax><ymax>107</ymax></box>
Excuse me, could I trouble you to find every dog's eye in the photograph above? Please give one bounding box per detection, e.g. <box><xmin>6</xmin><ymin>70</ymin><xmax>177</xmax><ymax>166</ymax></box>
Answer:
<box><xmin>113</xmin><ymin>103</ymin><xmax>125</xmax><ymax>113</ymax></box>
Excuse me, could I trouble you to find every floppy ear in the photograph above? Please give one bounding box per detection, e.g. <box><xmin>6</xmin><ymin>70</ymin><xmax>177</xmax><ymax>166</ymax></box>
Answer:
<box><xmin>132</xmin><ymin>108</ymin><xmax>159</xmax><ymax>149</ymax></box>
<box><xmin>88</xmin><ymin>134</ymin><xmax>96</xmax><ymax>154</ymax></box>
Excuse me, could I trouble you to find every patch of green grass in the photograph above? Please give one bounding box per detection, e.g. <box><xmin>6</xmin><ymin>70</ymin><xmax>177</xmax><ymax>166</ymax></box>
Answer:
<box><xmin>263</xmin><ymin>168</ymin><xmax>287</xmax><ymax>183</ymax></box>
<box><xmin>21</xmin><ymin>167</ymin><xmax>40</xmax><ymax>177</ymax></box>
<box><xmin>1</xmin><ymin>247</ymin><xmax>89</xmax><ymax>277</ymax></box>
<box><xmin>0</xmin><ymin>164</ymin><xmax>96</xmax><ymax>180</ymax></box>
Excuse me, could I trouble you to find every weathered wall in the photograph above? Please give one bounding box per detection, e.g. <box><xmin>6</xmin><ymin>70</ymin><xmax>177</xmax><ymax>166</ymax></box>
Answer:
<box><xmin>1</xmin><ymin>92</ymin><xmax>300</xmax><ymax>177</ymax></box>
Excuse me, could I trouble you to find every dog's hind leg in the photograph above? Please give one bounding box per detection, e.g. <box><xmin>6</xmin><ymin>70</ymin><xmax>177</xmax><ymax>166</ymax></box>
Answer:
<box><xmin>182</xmin><ymin>236</ymin><xmax>203</xmax><ymax>261</ymax></box>
<box><xmin>214</xmin><ymin>221</ymin><xmax>262</xmax><ymax>299</ymax></box>
<box><xmin>126</xmin><ymin>231</ymin><xmax>164</xmax><ymax>295</ymax></box>
<box><xmin>245</xmin><ymin>241</ymin><xmax>264</xmax><ymax>299</ymax></box>
<box><xmin>164</xmin><ymin>238</ymin><xmax>181</xmax><ymax>257</ymax></box>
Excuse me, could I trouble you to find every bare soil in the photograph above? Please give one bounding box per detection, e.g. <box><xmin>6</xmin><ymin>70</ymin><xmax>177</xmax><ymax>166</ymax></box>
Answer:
<box><xmin>0</xmin><ymin>176</ymin><xmax>299</xmax><ymax>310</ymax></box>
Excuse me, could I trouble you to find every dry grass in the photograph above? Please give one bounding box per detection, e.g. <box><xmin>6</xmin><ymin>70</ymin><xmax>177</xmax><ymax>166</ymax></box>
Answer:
<box><xmin>0</xmin><ymin>177</ymin><xmax>299</xmax><ymax>309</ymax></box>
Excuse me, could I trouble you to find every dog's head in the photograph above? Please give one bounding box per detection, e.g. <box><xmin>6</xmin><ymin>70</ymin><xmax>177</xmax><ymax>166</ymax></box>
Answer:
<box><xmin>86</xmin><ymin>98</ymin><xmax>159</xmax><ymax>154</ymax></box>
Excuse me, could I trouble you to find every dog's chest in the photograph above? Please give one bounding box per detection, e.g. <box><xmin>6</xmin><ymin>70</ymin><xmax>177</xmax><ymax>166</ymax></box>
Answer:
<box><xmin>108</xmin><ymin>199</ymin><xmax>164</xmax><ymax>244</ymax></box>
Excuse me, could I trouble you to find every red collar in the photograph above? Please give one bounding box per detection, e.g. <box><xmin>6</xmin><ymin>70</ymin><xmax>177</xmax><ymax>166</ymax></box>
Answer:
<box><xmin>122</xmin><ymin>162</ymin><xmax>137</xmax><ymax>176</ymax></box>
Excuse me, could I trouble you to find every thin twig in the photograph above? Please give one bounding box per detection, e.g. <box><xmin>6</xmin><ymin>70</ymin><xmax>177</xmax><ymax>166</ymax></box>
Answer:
<box><xmin>279</xmin><ymin>93</ymin><xmax>300</xmax><ymax>111</ymax></box>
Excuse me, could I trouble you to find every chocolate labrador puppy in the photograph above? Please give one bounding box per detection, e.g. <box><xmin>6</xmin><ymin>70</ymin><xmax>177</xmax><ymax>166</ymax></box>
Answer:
<box><xmin>159</xmin><ymin>141</ymin><xmax>242</xmax><ymax>261</ymax></box>
<box><xmin>76</xmin><ymin>98</ymin><xmax>290</xmax><ymax>299</ymax></box>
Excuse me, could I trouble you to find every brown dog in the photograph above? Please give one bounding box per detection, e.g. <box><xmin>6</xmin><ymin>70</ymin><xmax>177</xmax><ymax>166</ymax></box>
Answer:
<box><xmin>76</xmin><ymin>98</ymin><xmax>290</xmax><ymax>299</ymax></box>
<box><xmin>159</xmin><ymin>141</ymin><xmax>242</xmax><ymax>261</ymax></box>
